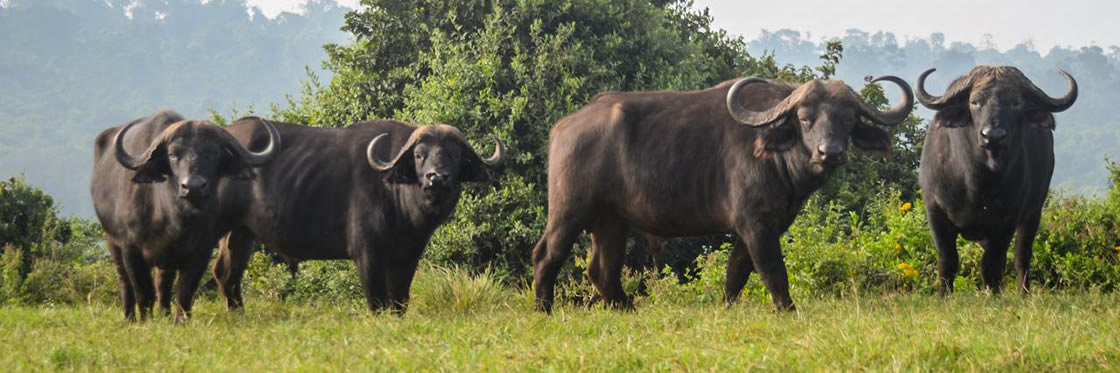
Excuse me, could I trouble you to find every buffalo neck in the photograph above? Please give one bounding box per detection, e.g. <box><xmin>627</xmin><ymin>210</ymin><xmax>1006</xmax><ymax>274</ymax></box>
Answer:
<box><xmin>775</xmin><ymin>146</ymin><xmax>834</xmax><ymax>203</ymax></box>
<box><xmin>390</xmin><ymin>183</ymin><xmax>461</xmax><ymax>236</ymax></box>
<box><xmin>142</xmin><ymin>181</ymin><xmax>220</xmax><ymax>245</ymax></box>
<box><xmin>933</xmin><ymin>127</ymin><xmax>1029</xmax><ymax>210</ymax></box>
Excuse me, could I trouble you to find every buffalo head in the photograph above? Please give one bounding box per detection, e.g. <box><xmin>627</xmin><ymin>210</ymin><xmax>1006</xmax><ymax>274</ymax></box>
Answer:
<box><xmin>113</xmin><ymin>118</ymin><xmax>279</xmax><ymax>202</ymax></box>
<box><xmin>917</xmin><ymin>66</ymin><xmax>1077</xmax><ymax>170</ymax></box>
<box><xmin>366</xmin><ymin>125</ymin><xmax>504</xmax><ymax>203</ymax></box>
<box><xmin>726</xmin><ymin>76</ymin><xmax>914</xmax><ymax>171</ymax></box>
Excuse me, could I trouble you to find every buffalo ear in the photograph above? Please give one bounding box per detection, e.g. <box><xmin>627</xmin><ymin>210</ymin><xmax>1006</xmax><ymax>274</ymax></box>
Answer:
<box><xmin>131</xmin><ymin>145</ymin><xmax>170</xmax><ymax>183</ymax></box>
<box><xmin>220</xmin><ymin>150</ymin><xmax>256</xmax><ymax>180</ymax></box>
<box><xmin>933</xmin><ymin>104</ymin><xmax>972</xmax><ymax>128</ymax></box>
<box><xmin>383</xmin><ymin>145</ymin><xmax>418</xmax><ymax>184</ymax></box>
<box><xmin>753</xmin><ymin>126</ymin><xmax>798</xmax><ymax>158</ymax></box>
<box><xmin>459</xmin><ymin>155</ymin><xmax>489</xmax><ymax>182</ymax></box>
<box><xmin>1027</xmin><ymin>110</ymin><xmax>1056</xmax><ymax>130</ymax></box>
<box><xmin>851</xmin><ymin>122</ymin><xmax>892</xmax><ymax>151</ymax></box>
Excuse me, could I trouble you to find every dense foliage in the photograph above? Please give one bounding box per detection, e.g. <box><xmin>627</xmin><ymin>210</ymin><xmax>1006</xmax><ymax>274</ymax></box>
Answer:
<box><xmin>0</xmin><ymin>176</ymin><xmax>111</xmax><ymax>304</ymax></box>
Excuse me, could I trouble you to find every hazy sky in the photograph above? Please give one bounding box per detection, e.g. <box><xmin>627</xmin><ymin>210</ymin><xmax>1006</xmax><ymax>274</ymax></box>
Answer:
<box><xmin>246</xmin><ymin>0</ymin><xmax>1117</xmax><ymax>52</ymax></box>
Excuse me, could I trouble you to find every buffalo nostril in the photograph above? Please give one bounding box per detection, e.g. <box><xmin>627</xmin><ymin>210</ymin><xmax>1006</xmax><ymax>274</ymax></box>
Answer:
<box><xmin>180</xmin><ymin>177</ymin><xmax>207</xmax><ymax>191</ymax></box>
<box><xmin>425</xmin><ymin>172</ymin><xmax>445</xmax><ymax>185</ymax></box>
<box><xmin>981</xmin><ymin>127</ymin><xmax>1007</xmax><ymax>141</ymax></box>
<box><xmin>817</xmin><ymin>144</ymin><xmax>844</xmax><ymax>156</ymax></box>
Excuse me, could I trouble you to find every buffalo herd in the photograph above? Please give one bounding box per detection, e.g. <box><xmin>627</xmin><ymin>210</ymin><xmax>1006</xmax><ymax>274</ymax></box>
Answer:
<box><xmin>90</xmin><ymin>65</ymin><xmax>1077</xmax><ymax>320</ymax></box>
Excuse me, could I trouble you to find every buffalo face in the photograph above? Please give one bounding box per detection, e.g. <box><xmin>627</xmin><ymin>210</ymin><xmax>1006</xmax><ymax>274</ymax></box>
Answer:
<box><xmin>917</xmin><ymin>66</ymin><xmax>1077</xmax><ymax>171</ymax></box>
<box><xmin>727</xmin><ymin>76</ymin><xmax>914</xmax><ymax>173</ymax></box>
<box><xmin>367</xmin><ymin>125</ymin><xmax>505</xmax><ymax>209</ymax></box>
<box><xmin>113</xmin><ymin>119</ymin><xmax>280</xmax><ymax>205</ymax></box>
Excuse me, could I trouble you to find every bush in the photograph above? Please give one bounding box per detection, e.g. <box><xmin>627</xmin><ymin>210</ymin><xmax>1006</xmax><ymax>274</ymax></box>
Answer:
<box><xmin>0</xmin><ymin>176</ymin><xmax>113</xmax><ymax>305</ymax></box>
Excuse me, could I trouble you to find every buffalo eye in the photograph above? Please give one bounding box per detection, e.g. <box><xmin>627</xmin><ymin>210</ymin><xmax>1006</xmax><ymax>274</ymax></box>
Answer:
<box><xmin>415</xmin><ymin>152</ymin><xmax>424</xmax><ymax>160</ymax></box>
<box><xmin>970</xmin><ymin>101</ymin><xmax>980</xmax><ymax>107</ymax></box>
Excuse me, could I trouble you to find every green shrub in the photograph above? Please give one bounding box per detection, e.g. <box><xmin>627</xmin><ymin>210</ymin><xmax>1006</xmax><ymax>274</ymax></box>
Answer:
<box><xmin>0</xmin><ymin>176</ymin><xmax>111</xmax><ymax>306</ymax></box>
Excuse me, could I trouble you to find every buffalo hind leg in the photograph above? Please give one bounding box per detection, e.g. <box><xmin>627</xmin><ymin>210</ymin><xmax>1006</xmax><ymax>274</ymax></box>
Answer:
<box><xmin>108</xmin><ymin>242</ymin><xmax>136</xmax><ymax>321</ymax></box>
<box><xmin>980</xmin><ymin>227</ymin><xmax>1015</xmax><ymax>295</ymax></box>
<box><xmin>738</xmin><ymin>224</ymin><xmax>794</xmax><ymax>311</ymax></box>
<box><xmin>532</xmin><ymin>223</ymin><xmax>582</xmax><ymax>313</ymax></box>
<box><xmin>155</xmin><ymin>268</ymin><xmax>175</xmax><ymax>317</ymax></box>
<box><xmin>121</xmin><ymin>247</ymin><xmax>155</xmax><ymax>321</ymax></box>
<box><xmin>384</xmin><ymin>254</ymin><xmax>422</xmax><ymax>315</ymax></box>
<box><xmin>927</xmin><ymin>205</ymin><xmax>960</xmax><ymax>295</ymax></box>
<box><xmin>173</xmin><ymin>250</ymin><xmax>212</xmax><ymax>322</ymax></box>
<box><xmin>724</xmin><ymin>239</ymin><xmax>754</xmax><ymax>304</ymax></box>
<box><xmin>213</xmin><ymin>228</ymin><xmax>254</xmax><ymax>310</ymax></box>
<box><xmin>1014</xmin><ymin>214</ymin><xmax>1041</xmax><ymax>295</ymax></box>
<box><xmin>587</xmin><ymin>217</ymin><xmax>631</xmax><ymax>310</ymax></box>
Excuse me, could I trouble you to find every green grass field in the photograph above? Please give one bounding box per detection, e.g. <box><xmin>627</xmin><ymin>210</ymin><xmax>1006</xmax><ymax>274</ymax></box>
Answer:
<box><xmin>3</xmin><ymin>284</ymin><xmax>1118</xmax><ymax>371</ymax></box>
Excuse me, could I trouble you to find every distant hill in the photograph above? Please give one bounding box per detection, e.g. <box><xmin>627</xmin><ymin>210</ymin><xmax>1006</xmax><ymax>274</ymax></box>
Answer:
<box><xmin>747</xmin><ymin>29</ymin><xmax>1120</xmax><ymax>193</ymax></box>
<box><xmin>0</xmin><ymin>0</ymin><xmax>350</xmax><ymax>216</ymax></box>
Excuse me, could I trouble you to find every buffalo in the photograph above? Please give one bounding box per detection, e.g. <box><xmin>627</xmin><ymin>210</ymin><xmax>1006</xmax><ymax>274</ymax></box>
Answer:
<box><xmin>531</xmin><ymin>76</ymin><xmax>914</xmax><ymax>312</ymax></box>
<box><xmin>917</xmin><ymin>66</ymin><xmax>1077</xmax><ymax>294</ymax></box>
<box><xmin>90</xmin><ymin>109</ymin><xmax>278</xmax><ymax>321</ymax></box>
<box><xmin>210</xmin><ymin>118</ymin><xmax>504</xmax><ymax>313</ymax></box>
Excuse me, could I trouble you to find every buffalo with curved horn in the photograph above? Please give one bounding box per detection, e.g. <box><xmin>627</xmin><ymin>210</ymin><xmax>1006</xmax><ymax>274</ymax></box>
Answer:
<box><xmin>90</xmin><ymin>109</ymin><xmax>278</xmax><ymax>321</ymax></box>
<box><xmin>532</xmin><ymin>75</ymin><xmax>914</xmax><ymax>312</ymax></box>
<box><xmin>917</xmin><ymin>66</ymin><xmax>1077</xmax><ymax>295</ymax></box>
<box><xmin>210</xmin><ymin>119</ymin><xmax>504</xmax><ymax>314</ymax></box>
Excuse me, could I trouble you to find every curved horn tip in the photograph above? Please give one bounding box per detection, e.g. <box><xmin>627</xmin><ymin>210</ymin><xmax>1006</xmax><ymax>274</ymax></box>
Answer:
<box><xmin>366</xmin><ymin>133</ymin><xmax>394</xmax><ymax>171</ymax></box>
<box><xmin>481</xmin><ymin>134</ymin><xmax>505</xmax><ymax>166</ymax></box>
<box><xmin>915</xmin><ymin>68</ymin><xmax>956</xmax><ymax>109</ymax></box>
<box><xmin>113</xmin><ymin>121</ymin><xmax>144</xmax><ymax>170</ymax></box>
<box><xmin>725</xmin><ymin>77</ymin><xmax>786</xmax><ymax>127</ymax></box>
<box><xmin>241</xmin><ymin>119</ymin><xmax>280</xmax><ymax>166</ymax></box>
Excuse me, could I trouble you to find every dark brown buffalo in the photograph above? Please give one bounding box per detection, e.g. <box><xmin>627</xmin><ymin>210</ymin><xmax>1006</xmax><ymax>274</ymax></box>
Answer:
<box><xmin>210</xmin><ymin>119</ymin><xmax>503</xmax><ymax>313</ymax></box>
<box><xmin>90</xmin><ymin>109</ymin><xmax>278</xmax><ymax>321</ymax></box>
<box><xmin>532</xmin><ymin>76</ymin><xmax>914</xmax><ymax>312</ymax></box>
<box><xmin>917</xmin><ymin>66</ymin><xmax>1077</xmax><ymax>294</ymax></box>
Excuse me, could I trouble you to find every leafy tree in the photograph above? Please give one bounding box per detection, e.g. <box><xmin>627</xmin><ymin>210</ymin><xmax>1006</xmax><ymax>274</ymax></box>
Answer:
<box><xmin>0</xmin><ymin>175</ymin><xmax>106</xmax><ymax>303</ymax></box>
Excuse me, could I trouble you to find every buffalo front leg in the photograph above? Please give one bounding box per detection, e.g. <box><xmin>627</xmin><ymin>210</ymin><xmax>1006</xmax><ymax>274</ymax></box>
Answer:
<box><xmin>354</xmin><ymin>252</ymin><xmax>389</xmax><ymax>313</ymax></box>
<box><xmin>738</xmin><ymin>225</ymin><xmax>794</xmax><ymax>311</ymax></box>
<box><xmin>532</xmin><ymin>223</ymin><xmax>581</xmax><ymax>313</ymax></box>
<box><xmin>121</xmin><ymin>247</ymin><xmax>156</xmax><ymax>321</ymax></box>
<box><xmin>173</xmin><ymin>251</ymin><xmax>213</xmax><ymax>322</ymax></box>
<box><xmin>979</xmin><ymin>227</ymin><xmax>1015</xmax><ymax>295</ymax></box>
<box><xmin>1014</xmin><ymin>214</ymin><xmax>1042</xmax><ymax>295</ymax></box>
<box><xmin>927</xmin><ymin>205</ymin><xmax>960</xmax><ymax>295</ymax></box>
<box><xmin>384</xmin><ymin>253</ymin><xmax>422</xmax><ymax>315</ymax></box>
<box><xmin>213</xmin><ymin>228</ymin><xmax>254</xmax><ymax>310</ymax></box>
<box><xmin>155</xmin><ymin>268</ymin><xmax>176</xmax><ymax>316</ymax></box>
<box><xmin>108</xmin><ymin>242</ymin><xmax>136</xmax><ymax>321</ymax></box>
<box><xmin>587</xmin><ymin>217</ymin><xmax>632</xmax><ymax>310</ymax></box>
<box><xmin>723</xmin><ymin>238</ymin><xmax>755</xmax><ymax>304</ymax></box>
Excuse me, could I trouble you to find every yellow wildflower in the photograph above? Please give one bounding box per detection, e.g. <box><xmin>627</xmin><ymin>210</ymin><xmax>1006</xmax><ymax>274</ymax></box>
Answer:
<box><xmin>1114</xmin><ymin>245</ymin><xmax>1120</xmax><ymax>251</ymax></box>
<box><xmin>903</xmin><ymin>268</ymin><xmax>919</xmax><ymax>278</ymax></box>
<box><xmin>896</xmin><ymin>262</ymin><xmax>912</xmax><ymax>270</ymax></box>
<box><xmin>899</xmin><ymin>202</ymin><xmax>912</xmax><ymax>214</ymax></box>
<box><xmin>894</xmin><ymin>243</ymin><xmax>902</xmax><ymax>252</ymax></box>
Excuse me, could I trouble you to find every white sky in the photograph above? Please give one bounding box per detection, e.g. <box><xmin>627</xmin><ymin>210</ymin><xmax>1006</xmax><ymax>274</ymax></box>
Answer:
<box><xmin>246</xmin><ymin>0</ymin><xmax>1117</xmax><ymax>51</ymax></box>
<box><xmin>692</xmin><ymin>0</ymin><xmax>1118</xmax><ymax>51</ymax></box>
<box><xmin>245</xmin><ymin>0</ymin><xmax>359</xmax><ymax>17</ymax></box>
